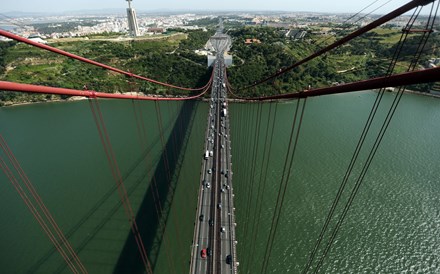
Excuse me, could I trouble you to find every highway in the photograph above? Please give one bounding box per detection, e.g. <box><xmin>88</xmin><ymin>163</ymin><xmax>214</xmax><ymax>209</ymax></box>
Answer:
<box><xmin>190</xmin><ymin>27</ymin><xmax>237</xmax><ymax>274</ymax></box>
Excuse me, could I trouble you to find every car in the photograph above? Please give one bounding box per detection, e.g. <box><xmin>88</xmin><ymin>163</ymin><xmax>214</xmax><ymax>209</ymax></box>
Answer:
<box><xmin>206</xmin><ymin>182</ymin><xmax>211</xmax><ymax>188</ymax></box>
<box><xmin>207</xmin><ymin>247</ymin><xmax>212</xmax><ymax>257</ymax></box>
<box><xmin>226</xmin><ymin>185</ymin><xmax>230</xmax><ymax>190</ymax></box>
<box><xmin>217</xmin><ymin>203</ymin><xmax>222</xmax><ymax>209</ymax></box>
<box><xmin>207</xmin><ymin>169</ymin><xmax>212</xmax><ymax>174</ymax></box>
<box><xmin>226</xmin><ymin>255</ymin><xmax>232</xmax><ymax>264</ymax></box>
<box><xmin>221</xmin><ymin>188</ymin><xmax>225</xmax><ymax>193</ymax></box>
<box><xmin>220</xmin><ymin>227</ymin><xmax>226</xmax><ymax>233</ymax></box>
<box><xmin>199</xmin><ymin>214</ymin><xmax>204</xmax><ymax>221</ymax></box>
<box><xmin>209</xmin><ymin>219</ymin><xmax>214</xmax><ymax>226</ymax></box>
<box><xmin>201</xmin><ymin>249</ymin><xmax>207</xmax><ymax>259</ymax></box>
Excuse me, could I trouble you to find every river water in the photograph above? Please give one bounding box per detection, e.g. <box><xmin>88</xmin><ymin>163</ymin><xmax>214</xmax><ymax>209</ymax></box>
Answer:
<box><xmin>0</xmin><ymin>91</ymin><xmax>439</xmax><ymax>273</ymax></box>
<box><xmin>230</xmin><ymin>91</ymin><xmax>440</xmax><ymax>274</ymax></box>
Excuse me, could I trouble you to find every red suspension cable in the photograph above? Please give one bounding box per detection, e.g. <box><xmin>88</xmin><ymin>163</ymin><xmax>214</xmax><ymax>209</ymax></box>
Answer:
<box><xmin>227</xmin><ymin>65</ymin><xmax>440</xmax><ymax>101</ymax></box>
<box><xmin>235</xmin><ymin>0</ymin><xmax>435</xmax><ymax>91</ymax></box>
<box><xmin>0</xmin><ymin>70</ymin><xmax>213</xmax><ymax>101</ymax></box>
<box><xmin>0</xmin><ymin>29</ymin><xmax>211</xmax><ymax>92</ymax></box>
<box><xmin>131</xmin><ymin>100</ymin><xmax>177</xmax><ymax>273</ymax></box>
<box><xmin>0</xmin><ymin>135</ymin><xmax>87</xmax><ymax>273</ymax></box>
<box><xmin>88</xmin><ymin>99</ymin><xmax>153</xmax><ymax>274</ymax></box>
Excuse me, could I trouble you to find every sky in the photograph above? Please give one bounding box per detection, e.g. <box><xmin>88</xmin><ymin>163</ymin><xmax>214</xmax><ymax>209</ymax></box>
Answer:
<box><xmin>2</xmin><ymin>0</ymin><xmax>419</xmax><ymax>14</ymax></box>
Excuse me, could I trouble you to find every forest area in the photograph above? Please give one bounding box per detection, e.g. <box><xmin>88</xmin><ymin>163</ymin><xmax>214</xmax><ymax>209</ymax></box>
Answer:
<box><xmin>0</xmin><ymin>29</ymin><xmax>214</xmax><ymax>105</ymax></box>
<box><xmin>1</xmin><ymin>23</ymin><xmax>439</xmax><ymax>105</ymax></box>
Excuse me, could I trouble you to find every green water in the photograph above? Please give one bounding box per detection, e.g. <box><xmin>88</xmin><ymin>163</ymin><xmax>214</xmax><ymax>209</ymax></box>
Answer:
<box><xmin>0</xmin><ymin>91</ymin><xmax>439</xmax><ymax>273</ymax></box>
<box><xmin>0</xmin><ymin>99</ymin><xmax>208</xmax><ymax>273</ymax></box>
<box><xmin>230</xmin><ymin>91</ymin><xmax>440</xmax><ymax>273</ymax></box>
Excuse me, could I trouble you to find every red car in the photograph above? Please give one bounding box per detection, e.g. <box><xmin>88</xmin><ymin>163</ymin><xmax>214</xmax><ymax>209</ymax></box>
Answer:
<box><xmin>201</xmin><ymin>248</ymin><xmax>207</xmax><ymax>259</ymax></box>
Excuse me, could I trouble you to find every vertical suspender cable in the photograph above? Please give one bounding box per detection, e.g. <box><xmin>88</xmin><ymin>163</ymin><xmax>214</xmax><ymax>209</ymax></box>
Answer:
<box><xmin>154</xmin><ymin>100</ymin><xmax>184</xmax><ymax>267</ymax></box>
<box><xmin>261</xmin><ymin>98</ymin><xmax>307</xmax><ymax>273</ymax></box>
<box><xmin>247</xmin><ymin>102</ymin><xmax>276</xmax><ymax>269</ymax></box>
<box><xmin>131</xmin><ymin>100</ymin><xmax>176</xmax><ymax>273</ymax></box>
<box><xmin>0</xmin><ymin>135</ymin><xmax>87</xmax><ymax>273</ymax></box>
<box><xmin>88</xmin><ymin>98</ymin><xmax>153</xmax><ymax>274</ymax></box>
<box><xmin>242</xmin><ymin>102</ymin><xmax>263</xmax><ymax>246</ymax></box>
<box><xmin>304</xmin><ymin>3</ymin><xmax>439</xmax><ymax>272</ymax></box>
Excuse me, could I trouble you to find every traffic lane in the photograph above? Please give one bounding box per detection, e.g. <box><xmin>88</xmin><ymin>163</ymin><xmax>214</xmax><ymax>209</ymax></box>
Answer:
<box><xmin>197</xmin><ymin>189</ymin><xmax>212</xmax><ymax>274</ymax></box>
<box><xmin>197</xmin><ymin>155</ymin><xmax>213</xmax><ymax>273</ymax></box>
<box><xmin>195</xmin><ymin>97</ymin><xmax>217</xmax><ymax>274</ymax></box>
<box><xmin>192</xmin><ymin>117</ymin><xmax>213</xmax><ymax>273</ymax></box>
<box><xmin>220</xmin><ymin>157</ymin><xmax>232</xmax><ymax>272</ymax></box>
<box><xmin>220</xmin><ymin>211</ymin><xmax>232</xmax><ymax>272</ymax></box>
<box><xmin>223</xmin><ymin>129</ymin><xmax>234</xmax><ymax>273</ymax></box>
<box><xmin>196</xmin><ymin>64</ymin><xmax>218</xmax><ymax>272</ymax></box>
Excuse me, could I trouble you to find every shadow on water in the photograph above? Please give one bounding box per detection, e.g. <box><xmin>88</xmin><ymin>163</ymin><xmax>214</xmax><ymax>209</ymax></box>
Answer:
<box><xmin>26</xmin><ymin>102</ymin><xmax>179</xmax><ymax>273</ymax></box>
<box><xmin>27</xmin><ymin>100</ymin><xmax>198</xmax><ymax>274</ymax></box>
<box><xmin>113</xmin><ymin>99</ymin><xmax>198</xmax><ymax>273</ymax></box>
<box><xmin>27</xmin><ymin>69</ymin><xmax>210</xmax><ymax>273</ymax></box>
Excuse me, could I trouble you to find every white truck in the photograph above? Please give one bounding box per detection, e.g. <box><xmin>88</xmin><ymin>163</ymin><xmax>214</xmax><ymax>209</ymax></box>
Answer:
<box><xmin>222</xmin><ymin>108</ymin><xmax>227</xmax><ymax>117</ymax></box>
<box><xmin>204</xmin><ymin>150</ymin><xmax>209</xmax><ymax>159</ymax></box>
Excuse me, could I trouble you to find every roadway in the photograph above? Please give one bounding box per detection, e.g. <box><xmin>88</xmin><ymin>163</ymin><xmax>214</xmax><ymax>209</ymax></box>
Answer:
<box><xmin>190</xmin><ymin>30</ymin><xmax>237</xmax><ymax>273</ymax></box>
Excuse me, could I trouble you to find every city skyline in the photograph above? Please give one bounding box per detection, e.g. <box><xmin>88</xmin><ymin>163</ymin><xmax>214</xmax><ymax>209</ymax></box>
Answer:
<box><xmin>2</xmin><ymin>0</ymin><xmax>421</xmax><ymax>14</ymax></box>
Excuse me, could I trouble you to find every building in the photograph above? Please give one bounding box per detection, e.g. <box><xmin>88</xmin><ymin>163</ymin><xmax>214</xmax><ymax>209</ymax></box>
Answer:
<box><xmin>147</xmin><ymin>28</ymin><xmax>165</xmax><ymax>34</ymax></box>
<box><xmin>244</xmin><ymin>38</ymin><xmax>261</xmax><ymax>44</ymax></box>
<box><xmin>285</xmin><ymin>29</ymin><xmax>307</xmax><ymax>40</ymax></box>
<box><xmin>126</xmin><ymin>0</ymin><xmax>140</xmax><ymax>37</ymax></box>
<box><xmin>27</xmin><ymin>34</ymin><xmax>48</xmax><ymax>44</ymax></box>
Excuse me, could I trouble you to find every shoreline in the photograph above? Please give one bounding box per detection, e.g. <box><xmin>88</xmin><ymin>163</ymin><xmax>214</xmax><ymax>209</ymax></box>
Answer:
<box><xmin>0</xmin><ymin>92</ymin><xmax>204</xmax><ymax>108</ymax></box>
<box><xmin>2</xmin><ymin>89</ymin><xmax>439</xmax><ymax>108</ymax></box>
<box><xmin>401</xmin><ymin>89</ymin><xmax>440</xmax><ymax>99</ymax></box>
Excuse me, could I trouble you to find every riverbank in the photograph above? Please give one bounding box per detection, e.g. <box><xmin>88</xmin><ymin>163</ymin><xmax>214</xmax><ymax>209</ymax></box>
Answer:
<box><xmin>2</xmin><ymin>88</ymin><xmax>439</xmax><ymax>108</ymax></box>
<box><xmin>0</xmin><ymin>91</ymin><xmax>205</xmax><ymax>108</ymax></box>
<box><xmin>403</xmin><ymin>89</ymin><xmax>440</xmax><ymax>99</ymax></box>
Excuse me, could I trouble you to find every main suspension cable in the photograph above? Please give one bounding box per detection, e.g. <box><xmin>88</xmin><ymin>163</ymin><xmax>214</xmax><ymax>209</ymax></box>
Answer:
<box><xmin>234</xmin><ymin>0</ymin><xmax>435</xmax><ymax>94</ymax></box>
<box><xmin>0</xmin><ymin>29</ymin><xmax>211</xmax><ymax>92</ymax></box>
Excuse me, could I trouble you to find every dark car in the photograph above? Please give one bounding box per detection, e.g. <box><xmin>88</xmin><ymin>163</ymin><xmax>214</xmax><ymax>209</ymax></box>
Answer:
<box><xmin>226</xmin><ymin>255</ymin><xmax>232</xmax><ymax>264</ymax></box>
<box><xmin>201</xmin><ymin>249</ymin><xmax>207</xmax><ymax>259</ymax></box>
<box><xmin>199</xmin><ymin>214</ymin><xmax>204</xmax><ymax>221</ymax></box>
<box><xmin>207</xmin><ymin>247</ymin><xmax>212</xmax><ymax>257</ymax></box>
<box><xmin>209</xmin><ymin>219</ymin><xmax>214</xmax><ymax>227</ymax></box>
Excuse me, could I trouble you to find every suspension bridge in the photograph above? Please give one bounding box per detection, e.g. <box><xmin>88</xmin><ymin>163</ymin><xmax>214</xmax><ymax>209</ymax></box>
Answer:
<box><xmin>1</xmin><ymin>0</ymin><xmax>440</xmax><ymax>273</ymax></box>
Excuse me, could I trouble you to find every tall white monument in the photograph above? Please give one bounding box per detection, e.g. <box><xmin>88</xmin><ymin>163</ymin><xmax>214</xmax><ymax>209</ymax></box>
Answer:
<box><xmin>126</xmin><ymin>0</ymin><xmax>140</xmax><ymax>37</ymax></box>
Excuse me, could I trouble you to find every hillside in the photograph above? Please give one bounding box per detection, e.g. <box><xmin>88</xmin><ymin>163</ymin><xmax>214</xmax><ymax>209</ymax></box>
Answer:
<box><xmin>226</xmin><ymin>26</ymin><xmax>439</xmax><ymax>97</ymax></box>
<box><xmin>0</xmin><ymin>30</ymin><xmax>214</xmax><ymax>106</ymax></box>
<box><xmin>1</xmin><ymin>26</ymin><xmax>439</xmax><ymax>105</ymax></box>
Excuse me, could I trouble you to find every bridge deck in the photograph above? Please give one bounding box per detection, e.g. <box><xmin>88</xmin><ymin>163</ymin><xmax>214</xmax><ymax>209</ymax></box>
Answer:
<box><xmin>190</xmin><ymin>29</ymin><xmax>237</xmax><ymax>274</ymax></box>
